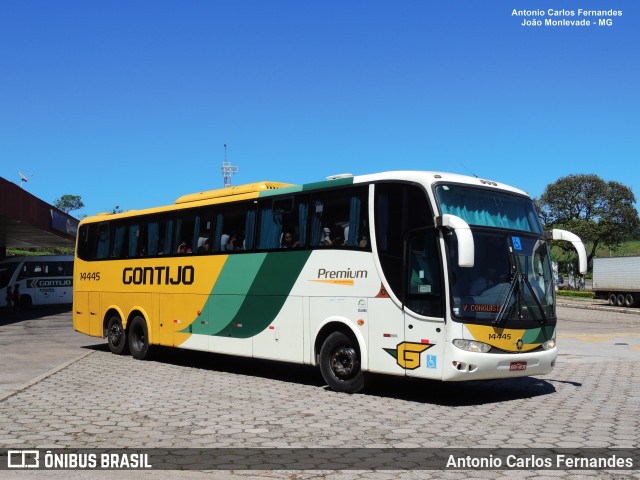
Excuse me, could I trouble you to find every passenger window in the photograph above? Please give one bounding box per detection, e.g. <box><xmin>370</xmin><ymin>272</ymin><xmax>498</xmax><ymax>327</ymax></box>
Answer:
<box><xmin>310</xmin><ymin>187</ymin><xmax>368</xmax><ymax>249</ymax></box>
<box><xmin>77</xmin><ymin>225</ymin><xmax>95</xmax><ymax>261</ymax></box>
<box><xmin>213</xmin><ymin>202</ymin><xmax>256</xmax><ymax>253</ymax></box>
<box><xmin>147</xmin><ymin>220</ymin><xmax>162</xmax><ymax>256</ymax></box>
<box><xmin>174</xmin><ymin>214</ymin><xmax>196</xmax><ymax>253</ymax></box>
<box><xmin>195</xmin><ymin>208</ymin><xmax>213</xmax><ymax>253</ymax></box>
<box><xmin>61</xmin><ymin>262</ymin><xmax>73</xmax><ymax>276</ymax></box>
<box><xmin>257</xmin><ymin>196</ymin><xmax>308</xmax><ymax>250</ymax></box>
<box><xmin>96</xmin><ymin>223</ymin><xmax>110</xmax><ymax>259</ymax></box>
<box><xmin>17</xmin><ymin>265</ymin><xmax>31</xmax><ymax>280</ymax></box>
<box><xmin>112</xmin><ymin>225</ymin><xmax>126</xmax><ymax>258</ymax></box>
<box><xmin>128</xmin><ymin>223</ymin><xmax>141</xmax><ymax>257</ymax></box>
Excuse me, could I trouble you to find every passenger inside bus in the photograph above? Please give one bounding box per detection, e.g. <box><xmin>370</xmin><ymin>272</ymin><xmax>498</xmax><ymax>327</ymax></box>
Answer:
<box><xmin>470</xmin><ymin>268</ymin><xmax>498</xmax><ymax>295</ymax></box>
<box><xmin>321</xmin><ymin>227</ymin><xmax>332</xmax><ymax>246</ymax></box>
<box><xmin>280</xmin><ymin>232</ymin><xmax>300</xmax><ymax>248</ymax></box>
<box><xmin>197</xmin><ymin>239</ymin><xmax>210</xmax><ymax>253</ymax></box>
<box><xmin>358</xmin><ymin>234</ymin><xmax>368</xmax><ymax>248</ymax></box>
<box><xmin>224</xmin><ymin>233</ymin><xmax>243</xmax><ymax>251</ymax></box>
<box><xmin>177</xmin><ymin>242</ymin><xmax>192</xmax><ymax>254</ymax></box>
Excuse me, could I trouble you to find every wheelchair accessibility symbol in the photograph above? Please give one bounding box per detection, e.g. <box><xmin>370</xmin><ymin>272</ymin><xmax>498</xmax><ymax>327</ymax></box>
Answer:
<box><xmin>426</xmin><ymin>355</ymin><xmax>437</xmax><ymax>369</ymax></box>
<box><xmin>512</xmin><ymin>236</ymin><xmax>522</xmax><ymax>251</ymax></box>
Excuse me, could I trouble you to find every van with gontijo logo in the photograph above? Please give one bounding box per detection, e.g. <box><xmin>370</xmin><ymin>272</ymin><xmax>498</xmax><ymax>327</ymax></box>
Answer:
<box><xmin>0</xmin><ymin>255</ymin><xmax>73</xmax><ymax>308</ymax></box>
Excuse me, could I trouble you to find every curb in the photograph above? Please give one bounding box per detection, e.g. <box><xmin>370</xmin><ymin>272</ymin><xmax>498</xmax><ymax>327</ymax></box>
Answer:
<box><xmin>557</xmin><ymin>300</ymin><xmax>640</xmax><ymax>316</ymax></box>
<box><xmin>0</xmin><ymin>350</ymin><xmax>95</xmax><ymax>402</ymax></box>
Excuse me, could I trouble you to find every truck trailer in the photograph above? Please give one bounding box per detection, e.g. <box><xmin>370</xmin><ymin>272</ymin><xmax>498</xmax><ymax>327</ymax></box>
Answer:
<box><xmin>592</xmin><ymin>256</ymin><xmax>640</xmax><ymax>308</ymax></box>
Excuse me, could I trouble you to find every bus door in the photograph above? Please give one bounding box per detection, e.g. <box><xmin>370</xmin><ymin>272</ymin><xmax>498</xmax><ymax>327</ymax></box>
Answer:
<box><xmin>403</xmin><ymin>228</ymin><xmax>445</xmax><ymax>379</ymax></box>
<box><xmin>74</xmin><ymin>291</ymin><xmax>102</xmax><ymax>337</ymax></box>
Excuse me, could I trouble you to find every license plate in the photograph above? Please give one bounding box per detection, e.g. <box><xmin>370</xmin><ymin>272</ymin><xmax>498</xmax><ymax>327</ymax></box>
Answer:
<box><xmin>510</xmin><ymin>361</ymin><xmax>527</xmax><ymax>371</ymax></box>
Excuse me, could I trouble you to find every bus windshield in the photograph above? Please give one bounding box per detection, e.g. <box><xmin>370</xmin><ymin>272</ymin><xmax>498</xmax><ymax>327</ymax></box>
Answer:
<box><xmin>434</xmin><ymin>183</ymin><xmax>554</xmax><ymax>325</ymax></box>
<box><xmin>435</xmin><ymin>184</ymin><xmax>543</xmax><ymax>234</ymax></box>
<box><xmin>0</xmin><ymin>262</ymin><xmax>21</xmax><ymax>288</ymax></box>
<box><xmin>447</xmin><ymin>230</ymin><xmax>555</xmax><ymax>325</ymax></box>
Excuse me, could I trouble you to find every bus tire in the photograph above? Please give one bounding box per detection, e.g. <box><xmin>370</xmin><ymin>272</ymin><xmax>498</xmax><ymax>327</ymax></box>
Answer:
<box><xmin>107</xmin><ymin>315</ymin><xmax>128</xmax><ymax>355</ymax></box>
<box><xmin>319</xmin><ymin>331</ymin><xmax>364</xmax><ymax>394</ymax></box>
<box><xmin>128</xmin><ymin>316</ymin><xmax>151</xmax><ymax>360</ymax></box>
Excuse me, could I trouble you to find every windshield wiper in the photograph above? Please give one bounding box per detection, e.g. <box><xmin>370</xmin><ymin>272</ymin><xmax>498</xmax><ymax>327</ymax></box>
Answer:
<box><xmin>493</xmin><ymin>272</ymin><xmax>520</xmax><ymax>327</ymax></box>
<box><xmin>493</xmin><ymin>273</ymin><xmax>548</xmax><ymax>327</ymax></box>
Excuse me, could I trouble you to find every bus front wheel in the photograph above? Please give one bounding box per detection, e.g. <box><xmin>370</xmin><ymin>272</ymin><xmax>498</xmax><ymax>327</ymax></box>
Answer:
<box><xmin>107</xmin><ymin>315</ymin><xmax>128</xmax><ymax>355</ymax></box>
<box><xmin>319</xmin><ymin>331</ymin><xmax>364</xmax><ymax>393</ymax></box>
<box><xmin>128</xmin><ymin>316</ymin><xmax>151</xmax><ymax>360</ymax></box>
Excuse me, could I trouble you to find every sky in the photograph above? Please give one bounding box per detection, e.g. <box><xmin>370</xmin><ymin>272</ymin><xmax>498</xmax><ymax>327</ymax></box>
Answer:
<box><xmin>1</xmin><ymin>0</ymin><xmax>638</xmax><ymax>218</ymax></box>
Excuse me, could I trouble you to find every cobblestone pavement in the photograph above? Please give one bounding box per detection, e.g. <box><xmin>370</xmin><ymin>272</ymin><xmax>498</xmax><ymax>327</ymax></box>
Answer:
<box><xmin>0</xmin><ymin>305</ymin><xmax>638</xmax><ymax>479</ymax></box>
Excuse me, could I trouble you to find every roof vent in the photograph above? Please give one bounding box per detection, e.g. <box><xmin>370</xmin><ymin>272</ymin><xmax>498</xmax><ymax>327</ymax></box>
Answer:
<box><xmin>326</xmin><ymin>173</ymin><xmax>353</xmax><ymax>180</ymax></box>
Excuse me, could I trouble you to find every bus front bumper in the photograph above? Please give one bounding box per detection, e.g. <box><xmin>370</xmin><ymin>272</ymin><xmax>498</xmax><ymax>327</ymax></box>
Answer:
<box><xmin>441</xmin><ymin>344</ymin><xmax>558</xmax><ymax>381</ymax></box>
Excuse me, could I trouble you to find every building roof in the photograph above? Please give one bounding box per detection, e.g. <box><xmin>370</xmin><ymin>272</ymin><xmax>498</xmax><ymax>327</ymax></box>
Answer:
<box><xmin>0</xmin><ymin>177</ymin><xmax>78</xmax><ymax>250</ymax></box>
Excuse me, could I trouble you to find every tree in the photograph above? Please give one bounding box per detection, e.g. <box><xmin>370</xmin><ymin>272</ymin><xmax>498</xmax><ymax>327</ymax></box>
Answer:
<box><xmin>54</xmin><ymin>194</ymin><xmax>84</xmax><ymax>214</ymax></box>
<box><xmin>536</xmin><ymin>174</ymin><xmax>640</xmax><ymax>267</ymax></box>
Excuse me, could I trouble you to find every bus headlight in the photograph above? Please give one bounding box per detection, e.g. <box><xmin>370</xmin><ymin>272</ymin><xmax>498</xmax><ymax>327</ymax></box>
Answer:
<box><xmin>542</xmin><ymin>338</ymin><xmax>556</xmax><ymax>350</ymax></box>
<box><xmin>453</xmin><ymin>339</ymin><xmax>491</xmax><ymax>353</ymax></box>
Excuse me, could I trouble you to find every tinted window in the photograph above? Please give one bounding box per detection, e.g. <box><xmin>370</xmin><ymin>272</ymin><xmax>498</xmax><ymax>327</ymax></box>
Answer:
<box><xmin>375</xmin><ymin>183</ymin><xmax>433</xmax><ymax>300</ymax></box>
<box><xmin>310</xmin><ymin>187</ymin><xmax>369</xmax><ymax>249</ymax></box>
<box><xmin>213</xmin><ymin>202</ymin><xmax>256</xmax><ymax>252</ymax></box>
<box><xmin>257</xmin><ymin>196</ymin><xmax>309</xmax><ymax>250</ymax></box>
<box><xmin>0</xmin><ymin>262</ymin><xmax>20</xmax><ymax>288</ymax></box>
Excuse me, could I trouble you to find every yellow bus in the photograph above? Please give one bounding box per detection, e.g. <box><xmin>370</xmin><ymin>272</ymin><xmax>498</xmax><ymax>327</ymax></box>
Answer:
<box><xmin>73</xmin><ymin>171</ymin><xmax>587</xmax><ymax>393</ymax></box>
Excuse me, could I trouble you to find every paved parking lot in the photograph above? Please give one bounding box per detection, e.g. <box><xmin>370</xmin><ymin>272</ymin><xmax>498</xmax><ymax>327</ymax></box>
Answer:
<box><xmin>0</xmin><ymin>303</ymin><xmax>638</xmax><ymax>479</ymax></box>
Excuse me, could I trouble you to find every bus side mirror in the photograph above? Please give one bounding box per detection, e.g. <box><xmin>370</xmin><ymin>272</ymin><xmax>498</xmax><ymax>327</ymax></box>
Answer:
<box><xmin>436</xmin><ymin>214</ymin><xmax>474</xmax><ymax>268</ymax></box>
<box><xmin>549</xmin><ymin>229</ymin><xmax>588</xmax><ymax>274</ymax></box>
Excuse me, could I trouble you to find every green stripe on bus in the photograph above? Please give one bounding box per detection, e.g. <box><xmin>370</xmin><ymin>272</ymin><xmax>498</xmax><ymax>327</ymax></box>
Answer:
<box><xmin>522</xmin><ymin>325</ymin><xmax>555</xmax><ymax>344</ymax></box>
<box><xmin>182</xmin><ymin>254</ymin><xmax>267</xmax><ymax>335</ymax></box>
<box><xmin>301</xmin><ymin>177</ymin><xmax>353</xmax><ymax>191</ymax></box>
<box><xmin>229</xmin><ymin>250</ymin><xmax>311</xmax><ymax>338</ymax></box>
<box><xmin>212</xmin><ymin>254</ymin><xmax>268</xmax><ymax>295</ymax></box>
<box><xmin>258</xmin><ymin>185</ymin><xmax>304</xmax><ymax>197</ymax></box>
<box><xmin>258</xmin><ymin>177</ymin><xmax>354</xmax><ymax>198</ymax></box>
<box><xmin>183</xmin><ymin>250</ymin><xmax>311</xmax><ymax>338</ymax></box>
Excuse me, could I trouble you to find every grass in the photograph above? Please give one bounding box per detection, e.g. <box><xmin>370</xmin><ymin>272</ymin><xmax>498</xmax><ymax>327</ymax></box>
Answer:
<box><xmin>7</xmin><ymin>247</ymin><xmax>74</xmax><ymax>256</ymax></box>
<box><xmin>593</xmin><ymin>240</ymin><xmax>640</xmax><ymax>258</ymax></box>
<box><xmin>556</xmin><ymin>290</ymin><xmax>594</xmax><ymax>298</ymax></box>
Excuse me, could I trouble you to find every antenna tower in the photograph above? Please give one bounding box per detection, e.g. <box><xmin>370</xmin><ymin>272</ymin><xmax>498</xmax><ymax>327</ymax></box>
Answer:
<box><xmin>221</xmin><ymin>144</ymin><xmax>238</xmax><ymax>188</ymax></box>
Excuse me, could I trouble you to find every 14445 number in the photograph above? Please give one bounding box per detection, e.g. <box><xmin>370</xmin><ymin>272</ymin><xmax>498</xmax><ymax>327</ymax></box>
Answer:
<box><xmin>80</xmin><ymin>272</ymin><xmax>101</xmax><ymax>281</ymax></box>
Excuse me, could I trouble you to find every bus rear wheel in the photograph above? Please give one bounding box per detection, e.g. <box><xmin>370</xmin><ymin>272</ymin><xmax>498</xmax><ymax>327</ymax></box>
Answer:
<box><xmin>128</xmin><ymin>316</ymin><xmax>151</xmax><ymax>360</ymax></box>
<box><xmin>107</xmin><ymin>315</ymin><xmax>128</xmax><ymax>355</ymax></box>
<box><xmin>319</xmin><ymin>331</ymin><xmax>364</xmax><ymax>393</ymax></box>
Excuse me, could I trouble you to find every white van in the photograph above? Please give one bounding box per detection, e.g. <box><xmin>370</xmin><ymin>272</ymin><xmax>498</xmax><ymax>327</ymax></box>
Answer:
<box><xmin>0</xmin><ymin>255</ymin><xmax>73</xmax><ymax>308</ymax></box>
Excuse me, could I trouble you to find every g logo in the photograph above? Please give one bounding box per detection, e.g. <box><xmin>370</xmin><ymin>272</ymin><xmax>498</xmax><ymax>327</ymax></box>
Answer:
<box><xmin>384</xmin><ymin>342</ymin><xmax>435</xmax><ymax>370</ymax></box>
